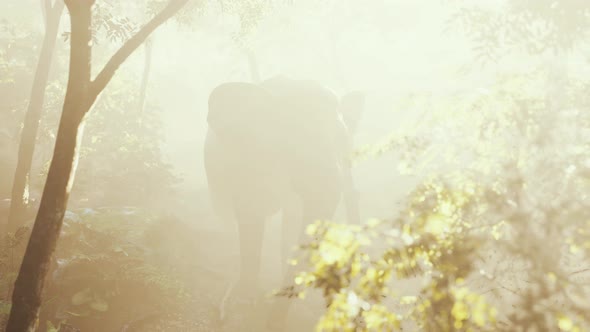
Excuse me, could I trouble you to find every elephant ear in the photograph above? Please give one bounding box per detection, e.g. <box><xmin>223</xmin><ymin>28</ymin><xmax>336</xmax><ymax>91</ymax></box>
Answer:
<box><xmin>208</xmin><ymin>82</ymin><xmax>278</xmax><ymax>144</ymax></box>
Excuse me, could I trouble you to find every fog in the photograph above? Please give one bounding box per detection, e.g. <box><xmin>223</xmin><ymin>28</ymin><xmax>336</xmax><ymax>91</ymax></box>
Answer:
<box><xmin>1</xmin><ymin>0</ymin><xmax>589</xmax><ymax>331</ymax></box>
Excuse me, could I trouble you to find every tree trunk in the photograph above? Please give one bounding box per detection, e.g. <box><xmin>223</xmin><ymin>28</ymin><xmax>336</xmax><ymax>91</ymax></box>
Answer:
<box><xmin>137</xmin><ymin>38</ymin><xmax>153</xmax><ymax>113</ymax></box>
<box><xmin>245</xmin><ymin>48</ymin><xmax>261</xmax><ymax>83</ymax></box>
<box><xmin>6</xmin><ymin>0</ymin><xmax>188</xmax><ymax>330</ymax></box>
<box><xmin>6</xmin><ymin>1</ymin><xmax>64</xmax><ymax>233</ymax></box>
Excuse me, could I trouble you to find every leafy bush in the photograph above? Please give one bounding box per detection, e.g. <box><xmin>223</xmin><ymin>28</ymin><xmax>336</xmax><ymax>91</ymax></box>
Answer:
<box><xmin>0</xmin><ymin>208</ymin><xmax>198</xmax><ymax>331</ymax></box>
<box><xmin>36</xmin><ymin>77</ymin><xmax>179</xmax><ymax>209</ymax></box>
<box><xmin>284</xmin><ymin>69</ymin><xmax>590</xmax><ymax>331</ymax></box>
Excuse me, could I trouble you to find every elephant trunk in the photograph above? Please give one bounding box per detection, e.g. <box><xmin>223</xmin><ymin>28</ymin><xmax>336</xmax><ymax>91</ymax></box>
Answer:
<box><xmin>339</xmin><ymin>91</ymin><xmax>366</xmax><ymax>137</ymax></box>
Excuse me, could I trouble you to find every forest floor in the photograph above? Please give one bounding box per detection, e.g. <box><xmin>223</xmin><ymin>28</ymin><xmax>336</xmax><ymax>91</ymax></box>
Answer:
<box><xmin>144</xmin><ymin>219</ymin><xmax>323</xmax><ymax>332</ymax></box>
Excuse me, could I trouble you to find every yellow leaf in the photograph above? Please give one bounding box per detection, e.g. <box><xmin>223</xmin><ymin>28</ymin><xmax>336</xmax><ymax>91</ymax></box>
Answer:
<box><xmin>400</xmin><ymin>296</ymin><xmax>417</xmax><ymax>304</ymax></box>
<box><xmin>557</xmin><ymin>314</ymin><xmax>574</xmax><ymax>331</ymax></box>
<box><xmin>295</xmin><ymin>276</ymin><xmax>303</xmax><ymax>285</ymax></box>
<box><xmin>491</xmin><ymin>221</ymin><xmax>506</xmax><ymax>240</ymax></box>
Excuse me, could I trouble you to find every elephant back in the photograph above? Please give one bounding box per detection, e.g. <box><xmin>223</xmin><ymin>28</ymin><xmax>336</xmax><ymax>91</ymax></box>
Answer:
<box><xmin>259</xmin><ymin>77</ymin><xmax>341</xmax><ymax>156</ymax></box>
<box><xmin>260</xmin><ymin>76</ymin><xmax>340</xmax><ymax>126</ymax></box>
<box><xmin>207</xmin><ymin>82</ymin><xmax>284</xmax><ymax>155</ymax></box>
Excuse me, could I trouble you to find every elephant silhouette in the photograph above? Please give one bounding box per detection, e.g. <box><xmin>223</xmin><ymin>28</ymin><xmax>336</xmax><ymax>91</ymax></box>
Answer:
<box><xmin>204</xmin><ymin>75</ymin><xmax>364</xmax><ymax>328</ymax></box>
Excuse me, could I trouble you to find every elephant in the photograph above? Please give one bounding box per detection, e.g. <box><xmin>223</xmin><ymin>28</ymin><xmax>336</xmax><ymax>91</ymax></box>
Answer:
<box><xmin>204</xmin><ymin>75</ymin><xmax>364</xmax><ymax>329</ymax></box>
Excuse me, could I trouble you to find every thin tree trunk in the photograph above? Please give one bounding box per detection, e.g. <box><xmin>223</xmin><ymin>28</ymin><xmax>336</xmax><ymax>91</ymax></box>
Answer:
<box><xmin>245</xmin><ymin>48</ymin><xmax>261</xmax><ymax>83</ymax></box>
<box><xmin>7</xmin><ymin>0</ymin><xmax>92</xmax><ymax>327</ymax></box>
<box><xmin>137</xmin><ymin>38</ymin><xmax>153</xmax><ymax>113</ymax></box>
<box><xmin>6</xmin><ymin>0</ymin><xmax>188</xmax><ymax>330</ymax></box>
<box><xmin>6</xmin><ymin>1</ymin><xmax>64</xmax><ymax>233</ymax></box>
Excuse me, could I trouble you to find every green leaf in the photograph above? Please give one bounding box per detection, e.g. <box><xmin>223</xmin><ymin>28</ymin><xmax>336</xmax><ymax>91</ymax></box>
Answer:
<box><xmin>71</xmin><ymin>288</ymin><xmax>92</xmax><ymax>306</ymax></box>
<box><xmin>90</xmin><ymin>297</ymin><xmax>109</xmax><ymax>312</ymax></box>
<box><xmin>46</xmin><ymin>321</ymin><xmax>59</xmax><ymax>332</ymax></box>
<box><xmin>0</xmin><ymin>301</ymin><xmax>11</xmax><ymax>315</ymax></box>
<box><xmin>66</xmin><ymin>310</ymin><xmax>90</xmax><ymax>317</ymax></box>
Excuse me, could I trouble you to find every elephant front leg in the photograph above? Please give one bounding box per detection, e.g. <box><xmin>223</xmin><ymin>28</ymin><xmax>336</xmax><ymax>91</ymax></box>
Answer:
<box><xmin>268</xmin><ymin>207</ymin><xmax>318</xmax><ymax>331</ymax></box>
<box><xmin>281</xmin><ymin>191</ymin><xmax>302</xmax><ymax>277</ymax></box>
<box><xmin>343</xmin><ymin>167</ymin><xmax>361</xmax><ymax>225</ymax></box>
<box><xmin>236</xmin><ymin>216</ymin><xmax>266</xmax><ymax>299</ymax></box>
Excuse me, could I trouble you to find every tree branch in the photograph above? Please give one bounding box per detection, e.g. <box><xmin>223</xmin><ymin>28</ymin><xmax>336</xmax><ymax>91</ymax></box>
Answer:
<box><xmin>89</xmin><ymin>0</ymin><xmax>189</xmax><ymax>102</ymax></box>
<box><xmin>41</xmin><ymin>0</ymin><xmax>48</xmax><ymax>29</ymax></box>
<box><xmin>48</xmin><ymin>0</ymin><xmax>65</xmax><ymax>26</ymax></box>
<box><xmin>51</xmin><ymin>0</ymin><xmax>65</xmax><ymax>12</ymax></box>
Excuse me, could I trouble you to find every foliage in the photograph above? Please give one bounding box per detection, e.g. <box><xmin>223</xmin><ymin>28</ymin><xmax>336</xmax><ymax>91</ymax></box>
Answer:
<box><xmin>73</xmin><ymin>77</ymin><xmax>179</xmax><ymax>207</ymax></box>
<box><xmin>1</xmin><ymin>1</ymin><xmax>178</xmax><ymax>207</ymax></box>
<box><xmin>62</xmin><ymin>1</ymin><xmax>137</xmax><ymax>45</ymax></box>
<box><xmin>92</xmin><ymin>1</ymin><xmax>137</xmax><ymax>44</ymax></box>
<box><xmin>0</xmin><ymin>18</ymin><xmax>39</xmax><ymax>197</ymax></box>
<box><xmin>0</xmin><ymin>208</ymin><xmax>202</xmax><ymax>331</ymax></box>
<box><xmin>448</xmin><ymin>0</ymin><xmax>590</xmax><ymax>62</ymax></box>
<box><xmin>18</xmin><ymin>61</ymin><xmax>177</xmax><ymax>208</ymax></box>
<box><xmin>284</xmin><ymin>68</ymin><xmax>590</xmax><ymax>331</ymax></box>
<box><xmin>222</xmin><ymin>0</ymin><xmax>273</xmax><ymax>41</ymax></box>
<box><xmin>147</xmin><ymin>0</ymin><xmax>208</xmax><ymax>27</ymax></box>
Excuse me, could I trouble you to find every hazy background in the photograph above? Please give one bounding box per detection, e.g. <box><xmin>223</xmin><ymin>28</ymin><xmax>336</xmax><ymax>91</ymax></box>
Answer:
<box><xmin>1</xmin><ymin>0</ymin><xmax>589</xmax><ymax>331</ymax></box>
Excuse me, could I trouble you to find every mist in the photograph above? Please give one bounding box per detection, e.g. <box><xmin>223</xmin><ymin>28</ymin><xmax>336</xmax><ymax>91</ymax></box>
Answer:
<box><xmin>1</xmin><ymin>0</ymin><xmax>589</xmax><ymax>331</ymax></box>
